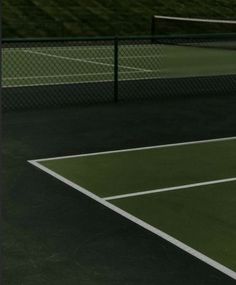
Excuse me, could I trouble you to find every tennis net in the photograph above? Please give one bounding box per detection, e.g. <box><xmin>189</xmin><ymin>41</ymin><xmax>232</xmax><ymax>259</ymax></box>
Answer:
<box><xmin>152</xmin><ymin>33</ymin><xmax>236</xmax><ymax>51</ymax></box>
<box><xmin>152</xmin><ymin>16</ymin><xmax>236</xmax><ymax>37</ymax></box>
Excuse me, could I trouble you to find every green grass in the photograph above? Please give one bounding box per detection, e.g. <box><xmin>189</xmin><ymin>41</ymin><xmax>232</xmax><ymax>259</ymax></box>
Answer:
<box><xmin>37</xmin><ymin>138</ymin><xmax>236</xmax><ymax>273</ymax></box>
<box><xmin>3</xmin><ymin>44</ymin><xmax>236</xmax><ymax>87</ymax></box>
<box><xmin>3</xmin><ymin>0</ymin><xmax>236</xmax><ymax>37</ymax></box>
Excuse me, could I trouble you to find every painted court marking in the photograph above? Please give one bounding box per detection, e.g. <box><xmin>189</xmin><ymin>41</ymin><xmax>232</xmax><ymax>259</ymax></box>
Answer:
<box><xmin>104</xmin><ymin>177</ymin><xmax>236</xmax><ymax>201</ymax></box>
<box><xmin>22</xmin><ymin>49</ymin><xmax>153</xmax><ymax>72</ymax></box>
<box><xmin>33</xmin><ymin>136</ymin><xmax>236</xmax><ymax>162</ymax></box>
<box><xmin>4</xmin><ymin>69</ymin><xmax>157</xmax><ymax>80</ymax></box>
<box><xmin>3</xmin><ymin>75</ymin><xmax>162</xmax><ymax>88</ymax></box>
<box><xmin>28</xmin><ymin>136</ymin><xmax>236</xmax><ymax>280</ymax></box>
<box><xmin>4</xmin><ymin>48</ymin><xmax>163</xmax><ymax>60</ymax></box>
<box><xmin>4</xmin><ymin>44</ymin><xmax>162</xmax><ymax>52</ymax></box>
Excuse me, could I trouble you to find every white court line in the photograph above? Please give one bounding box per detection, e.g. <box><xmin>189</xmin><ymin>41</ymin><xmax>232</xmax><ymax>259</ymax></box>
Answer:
<box><xmin>5</xmin><ymin>44</ymin><xmax>160</xmax><ymax>52</ymax></box>
<box><xmin>28</xmin><ymin>158</ymin><xmax>236</xmax><ymax>280</ymax></box>
<box><xmin>3</xmin><ymin>70</ymin><xmax>234</xmax><ymax>88</ymax></box>
<box><xmin>5</xmin><ymin>68</ymin><xmax>232</xmax><ymax>81</ymax></box>
<box><xmin>4</xmin><ymin>70</ymin><xmax>157</xmax><ymax>80</ymax></box>
<box><xmin>33</xmin><ymin>136</ymin><xmax>236</xmax><ymax>162</ymax></box>
<box><xmin>2</xmin><ymin>70</ymin><xmax>234</xmax><ymax>88</ymax></box>
<box><xmin>22</xmin><ymin>50</ymin><xmax>153</xmax><ymax>72</ymax></box>
<box><xmin>104</xmin><ymin>177</ymin><xmax>236</xmax><ymax>201</ymax></box>
<box><xmin>5</xmin><ymin>49</ymin><xmax>161</xmax><ymax>60</ymax></box>
<box><xmin>2</xmin><ymin>75</ymin><xmax>161</xmax><ymax>88</ymax></box>
<box><xmin>6</xmin><ymin>48</ymin><xmax>163</xmax><ymax>60</ymax></box>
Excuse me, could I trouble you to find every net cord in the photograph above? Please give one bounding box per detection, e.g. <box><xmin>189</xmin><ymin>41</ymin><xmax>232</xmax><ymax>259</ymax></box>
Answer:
<box><xmin>153</xmin><ymin>15</ymin><xmax>236</xmax><ymax>25</ymax></box>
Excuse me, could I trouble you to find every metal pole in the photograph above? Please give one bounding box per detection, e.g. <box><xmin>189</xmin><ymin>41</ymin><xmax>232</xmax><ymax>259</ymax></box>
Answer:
<box><xmin>151</xmin><ymin>16</ymin><xmax>156</xmax><ymax>36</ymax></box>
<box><xmin>151</xmin><ymin>16</ymin><xmax>156</xmax><ymax>44</ymax></box>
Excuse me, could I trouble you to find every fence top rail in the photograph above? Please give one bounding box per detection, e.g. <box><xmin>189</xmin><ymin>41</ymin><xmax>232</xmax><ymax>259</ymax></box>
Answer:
<box><xmin>2</xmin><ymin>33</ymin><xmax>236</xmax><ymax>44</ymax></box>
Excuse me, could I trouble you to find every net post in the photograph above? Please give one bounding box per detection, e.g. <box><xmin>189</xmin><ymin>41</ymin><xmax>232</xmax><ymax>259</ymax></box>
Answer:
<box><xmin>151</xmin><ymin>16</ymin><xmax>156</xmax><ymax>36</ymax></box>
<box><xmin>151</xmin><ymin>16</ymin><xmax>156</xmax><ymax>44</ymax></box>
<box><xmin>114</xmin><ymin>37</ymin><xmax>119</xmax><ymax>102</ymax></box>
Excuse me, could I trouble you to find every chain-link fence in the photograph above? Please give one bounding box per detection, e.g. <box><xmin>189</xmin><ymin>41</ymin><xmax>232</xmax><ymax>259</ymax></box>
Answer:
<box><xmin>2</xmin><ymin>34</ymin><xmax>236</xmax><ymax>111</ymax></box>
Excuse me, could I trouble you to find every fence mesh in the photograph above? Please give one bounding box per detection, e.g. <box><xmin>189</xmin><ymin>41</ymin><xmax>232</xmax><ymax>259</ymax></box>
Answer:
<box><xmin>2</xmin><ymin>34</ymin><xmax>236</xmax><ymax>111</ymax></box>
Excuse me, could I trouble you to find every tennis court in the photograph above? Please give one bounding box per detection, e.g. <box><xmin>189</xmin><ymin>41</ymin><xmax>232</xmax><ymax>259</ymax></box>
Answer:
<box><xmin>29</xmin><ymin>136</ymin><xmax>236</xmax><ymax>280</ymax></box>
<box><xmin>3</xmin><ymin>40</ymin><xmax>236</xmax><ymax>88</ymax></box>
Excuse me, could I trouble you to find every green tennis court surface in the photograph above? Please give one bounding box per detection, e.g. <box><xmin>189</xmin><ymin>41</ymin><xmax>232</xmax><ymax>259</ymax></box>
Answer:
<box><xmin>29</xmin><ymin>137</ymin><xmax>236</xmax><ymax>280</ymax></box>
<box><xmin>3</xmin><ymin>43</ymin><xmax>236</xmax><ymax>87</ymax></box>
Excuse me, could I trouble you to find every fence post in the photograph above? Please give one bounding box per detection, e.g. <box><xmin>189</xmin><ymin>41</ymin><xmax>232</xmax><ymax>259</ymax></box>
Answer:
<box><xmin>114</xmin><ymin>37</ymin><xmax>119</xmax><ymax>102</ymax></box>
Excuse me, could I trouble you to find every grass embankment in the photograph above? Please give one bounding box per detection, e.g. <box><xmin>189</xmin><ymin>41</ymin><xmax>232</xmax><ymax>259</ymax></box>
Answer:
<box><xmin>3</xmin><ymin>0</ymin><xmax>236</xmax><ymax>37</ymax></box>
